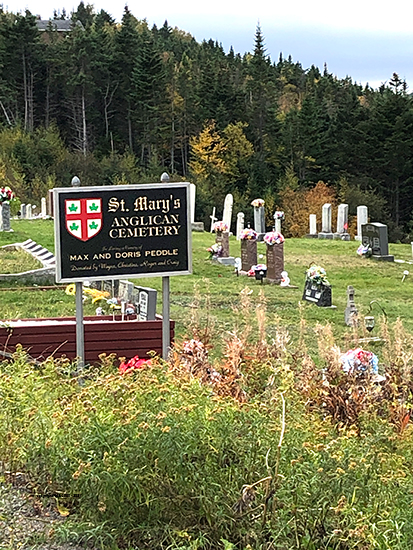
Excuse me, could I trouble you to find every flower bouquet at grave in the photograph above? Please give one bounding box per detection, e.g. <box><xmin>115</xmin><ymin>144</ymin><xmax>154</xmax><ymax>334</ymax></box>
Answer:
<box><xmin>264</xmin><ymin>231</ymin><xmax>285</xmax><ymax>245</ymax></box>
<box><xmin>305</xmin><ymin>264</ymin><xmax>330</xmax><ymax>287</ymax></box>
<box><xmin>251</xmin><ymin>198</ymin><xmax>265</xmax><ymax>208</ymax></box>
<box><xmin>65</xmin><ymin>283</ymin><xmax>110</xmax><ymax>304</ymax></box>
<box><xmin>273</xmin><ymin>210</ymin><xmax>285</xmax><ymax>220</ymax></box>
<box><xmin>341</xmin><ymin>347</ymin><xmax>380</xmax><ymax>377</ymax></box>
<box><xmin>247</xmin><ymin>263</ymin><xmax>267</xmax><ymax>278</ymax></box>
<box><xmin>357</xmin><ymin>243</ymin><xmax>372</xmax><ymax>257</ymax></box>
<box><xmin>0</xmin><ymin>186</ymin><xmax>15</xmax><ymax>204</ymax></box>
<box><xmin>213</xmin><ymin>221</ymin><xmax>228</xmax><ymax>233</ymax></box>
<box><xmin>207</xmin><ymin>243</ymin><xmax>223</xmax><ymax>259</ymax></box>
<box><xmin>240</xmin><ymin>228</ymin><xmax>258</xmax><ymax>241</ymax></box>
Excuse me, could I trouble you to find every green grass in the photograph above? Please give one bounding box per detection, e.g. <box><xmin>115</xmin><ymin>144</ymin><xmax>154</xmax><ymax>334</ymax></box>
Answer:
<box><xmin>0</xmin><ymin>246</ymin><xmax>42</xmax><ymax>273</ymax></box>
<box><xmin>0</xmin><ymin>219</ymin><xmax>412</xmax><ymax>349</ymax></box>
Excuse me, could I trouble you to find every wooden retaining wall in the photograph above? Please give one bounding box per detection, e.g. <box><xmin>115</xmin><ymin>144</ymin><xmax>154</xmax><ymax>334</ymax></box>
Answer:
<box><xmin>0</xmin><ymin>315</ymin><xmax>174</xmax><ymax>363</ymax></box>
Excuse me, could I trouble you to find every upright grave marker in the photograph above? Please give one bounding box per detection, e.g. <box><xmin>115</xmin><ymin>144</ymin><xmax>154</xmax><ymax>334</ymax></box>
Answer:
<box><xmin>334</xmin><ymin>204</ymin><xmax>350</xmax><ymax>240</ymax></box>
<box><xmin>318</xmin><ymin>203</ymin><xmax>333</xmax><ymax>239</ymax></box>
<box><xmin>308</xmin><ymin>214</ymin><xmax>317</xmax><ymax>237</ymax></box>
<box><xmin>356</xmin><ymin>205</ymin><xmax>368</xmax><ymax>241</ymax></box>
<box><xmin>252</xmin><ymin>199</ymin><xmax>265</xmax><ymax>240</ymax></box>
<box><xmin>361</xmin><ymin>222</ymin><xmax>394</xmax><ymax>261</ymax></box>
<box><xmin>236</xmin><ymin>212</ymin><xmax>245</xmax><ymax>240</ymax></box>
<box><xmin>54</xmin><ymin>182</ymin><xmax>192</xmax><ymax>363</ymax></box>
<box><xmin>223</xmin><ymin>194</ymin><xmax>233</xmax><ymax>233</ymax></box>
<box><xmin>41</xmin><ymin>197</ymin><xmax>47</xmax><ymax>218</ymax></box>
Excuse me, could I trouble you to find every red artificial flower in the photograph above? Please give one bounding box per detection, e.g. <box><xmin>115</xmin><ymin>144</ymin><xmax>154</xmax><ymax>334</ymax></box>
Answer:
<box><xmin>119</xmin><ymin>355</ymin><xmax>151</xmax><ymax>374</ymax></box>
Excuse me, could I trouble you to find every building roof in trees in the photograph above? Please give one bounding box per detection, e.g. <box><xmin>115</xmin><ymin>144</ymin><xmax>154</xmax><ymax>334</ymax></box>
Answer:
<box><xmin>35</xmin><ymin>19</ymin><xmax>84</xmax><ymax>32</ymax></box>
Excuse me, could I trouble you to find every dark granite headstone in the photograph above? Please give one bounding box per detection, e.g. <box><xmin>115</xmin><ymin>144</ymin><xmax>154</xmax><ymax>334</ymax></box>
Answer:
<box><xmin>266</xmin><ymin>243</ymin><xmax>284</xmax><ymax>283</ymax></box>
<box><xmin>241</xmin><ymin>239</ymin><xmax>257</xmax><ymax>271</ymax></box>
<box><xmin>132</xmin><ymin>286</ymin><xmax>157</xmax><ymax>320</ymax></box>
<box><xmin>303</xmin><ymin>281</ymin><xmax>332</xmax><ymax>307</ymax></box>
<box><xmin>216</xmin><ymin>231</ymin><xmax>230</xmax><ymax>257</ymax></box>
<box><xmin>361</xmin><ymin>222</ymin><xmax>394</xmax><ymax>261</ymax></box>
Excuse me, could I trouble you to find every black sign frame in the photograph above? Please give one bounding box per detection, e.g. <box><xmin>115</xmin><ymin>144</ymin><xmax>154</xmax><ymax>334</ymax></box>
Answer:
<box><xmin>54</xmin><ymin>183</ymin><xmax>192</xmax><ymax>283</ymax></box>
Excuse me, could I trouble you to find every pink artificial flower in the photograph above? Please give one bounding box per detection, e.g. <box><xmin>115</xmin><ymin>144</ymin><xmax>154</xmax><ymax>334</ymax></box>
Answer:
<box><xmin>119</xmin><ymin>355</ymin><xmax>151</xmax><ymax>374</ymax></box>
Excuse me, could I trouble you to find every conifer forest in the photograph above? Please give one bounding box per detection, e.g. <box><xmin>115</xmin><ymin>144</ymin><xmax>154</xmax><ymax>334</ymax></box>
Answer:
<box><xmin>0</xmin><ymin>3</ymin><xmax>412</xmax><ymax>239</ymax></box>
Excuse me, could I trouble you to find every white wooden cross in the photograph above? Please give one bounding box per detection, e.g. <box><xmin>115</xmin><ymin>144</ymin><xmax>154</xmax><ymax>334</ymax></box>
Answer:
<box><xmin>209</xmin><ymin>207</ymin><xmax>218</xmax><ymax>232</ymax></box>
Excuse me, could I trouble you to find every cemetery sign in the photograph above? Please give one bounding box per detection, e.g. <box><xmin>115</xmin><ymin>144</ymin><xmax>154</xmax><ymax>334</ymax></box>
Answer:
<box><xmin>54</xmin><ymin>183</ymin><xmax>192</xmax><ymax>282</ymax></box>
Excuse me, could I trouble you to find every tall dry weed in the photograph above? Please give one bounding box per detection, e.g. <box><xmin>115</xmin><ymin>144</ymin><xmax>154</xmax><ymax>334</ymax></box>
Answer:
<box><xmin>378</xmin><ymin>318</ymin><xmax>413</xmax><ymax>432</ymax></box>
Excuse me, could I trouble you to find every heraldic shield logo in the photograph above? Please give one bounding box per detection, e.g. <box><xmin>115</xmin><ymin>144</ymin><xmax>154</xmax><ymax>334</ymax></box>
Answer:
<box><xmin>65</xmin><ymin>198</ymin><xmax>102</xmax><ymax>241</ymax></box>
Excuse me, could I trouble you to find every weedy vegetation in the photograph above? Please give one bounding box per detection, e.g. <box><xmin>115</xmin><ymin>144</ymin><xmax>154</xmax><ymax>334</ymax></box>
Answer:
<box><xmin>1</xmin><ymin>221</ymin><xmax>413</xmax><ymax>549</ymax></box>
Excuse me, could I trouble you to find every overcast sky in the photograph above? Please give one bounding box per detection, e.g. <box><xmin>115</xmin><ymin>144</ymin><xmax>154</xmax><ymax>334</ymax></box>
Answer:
<box><xmin>3</xmin><ymin>0</ymin><xmax>413</xmax><ymax>90</ymax></box>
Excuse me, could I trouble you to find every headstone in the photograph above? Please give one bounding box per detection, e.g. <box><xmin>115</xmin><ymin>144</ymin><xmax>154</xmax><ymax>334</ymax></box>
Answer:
<box><xmin>236</xmin><ymin>212</ymin><xmax>245</xmax><ymax>240</ymax></box>
<box><xmin>303</xmin><ymin>281</ymin><xmax>332</xmax><ymax>307</ymax></box>
<box><xmin>48</xmin><ymin>189</ymin><xmax>54</xmax><ymax>217</ymax></box>
<box><xmin>318</xmin><ymin>203</ymin><xmax>333</xmax><ymax>239</ymax></box>
<box><xmin>274</xmin><ymin>218</ymin><xmax>281</xmax><ymax>234</ymax></box>
<box><xmin>41</xmin><ymin>197</ymin><xmax>47</xmax><ymax>218</ymax></box>
<box><xmin>361</xmin><ymin>222</ymin><xmax>394</xmax><ymax>261</ymax></box>
<box><xmin>20</xmin><ymin>204</ymin><xmax>26</xmax><ymax>219</ymax></box>
<box><xmin>356</xmin><ymin>205</ymin><xmax>368</xmax><ymax>241</ymax></box>
<box><xmin>189</xmin><ymin>183</ymin><xmax>196</xmax><ymax>224</ymax></box>
<box><xmin>118</xmin><ymin>279</ymin><xmax>134</xmax><ymax>302</ymax></box>
<box><xmin>209</xmin><ymin>207</ymin><xmax>217</xmax><ymax>233</ymax></box>
<box><xmin>241</xmin><ymin>239</ymin><xmax>257</xmax><ymax>271</ymax></box>
<box><xmin>101</xmin><ymin>279</ymin><xmax>120</xmax><ymax>298</ymax></box>
<box><xmin>26</xmin><ymin>204</ymin><xmax>32</xmax><ymax>219</ymax></box>
<box><xmin>1</xmin><ymin>202</ymin><xmax>12</xmax><ymax>232</ymax></box>
<box><xmin>344</xmin><ymin>285</ymin><xmax>358</xmax><ymax>326</ymax></box>
<box><xmin>132</xmin><ymin>286</ymin><xmax>157</xmax><ymax>321</ymax></box>
<box><xmin>222</xmin><ymin>194</ymin><xmax>233</xmax><ymax>233</ymax></box>
<box><xmin>266</xmin><ymin>242</ymin><xmax>284</xmax><ymax>284</ymax></box>
<box><xmin>307</xmin><ymin>214</ymin><xmax>317</xmax><ymax>238</ymax></box>
<box><xmin>215</xmin><ymin>231</ymin><xmax>230</xmax><ymax>258</ymax></box>
<box><xmin>0</xmin><ymin>205</ymin><xmax>3</xmax><ymax>231</ymax></box>
<box><xmin>334</xmin><ymin>203</ymin><xmax>350</xmax><ymax>240</ymax></box>
<box><xmin>253</xmin><ymin>206</ymin><xmax>265</xmax><ymax>240</ymax></box>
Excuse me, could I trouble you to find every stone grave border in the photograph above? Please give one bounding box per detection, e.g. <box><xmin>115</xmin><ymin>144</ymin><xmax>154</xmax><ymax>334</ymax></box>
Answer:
<box><xmin>0</xmin><ymin>239</ymin><xmax>56</xmax><ymax>284</ymax></box>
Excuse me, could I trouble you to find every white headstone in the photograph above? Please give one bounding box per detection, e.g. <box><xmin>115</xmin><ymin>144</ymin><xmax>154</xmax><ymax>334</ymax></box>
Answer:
<box><xmin>274</xmin><ymin>218</ymin><xmax>281</xmax><ymax>233</ymax></box>
<box><xmin>356</xmin><ymin>205</ymin><xmax>368</xmax><ymax>241</ymax></box>
<box><xmin>41</xmin><ymin>197</ymin><xmax>47</xmax><ymax>218</ymax></box>
<box><xmin>336</xmin><ymin>204</ymin><xmax>349</xmax><ymax>233</ymax></box>
<box><xmin>26</xmin><ymin>204</ymin><xmax>32</xmax><ymax>219</ymax></box>
<box><xmin>189</xmin><ymin>183</ymin><xmax>196</xmax><ymax>224</ymax></box>
<box><xmin>236</xmin><ymin>212</ymin><xmax>245</xmax><ymax>240</ymax></box>
<box><xmin>222</xmin><ymin>194</ymin><xmax>233</xmax><ymax>233</ymax></box>
<box><xmin>322</xmin><ymin>203</ymin><xmax>332</xmax><ymax>232</ymax></box>
<box><xmin>309</xmin><ymin>214</ymin><xmax>317</xmax><ymax>235</ymax></box>
<box><xmin>253</xmin><ymin>206</ymin><xmax>265</xmax><ymax>235</ymax></box>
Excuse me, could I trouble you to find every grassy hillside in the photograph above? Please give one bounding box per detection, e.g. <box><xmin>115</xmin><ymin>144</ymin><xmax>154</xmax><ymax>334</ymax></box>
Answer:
<box><xmin>0</xmin><ymin>220</ymin><xmax>412</xmax><ymax>354</ymax></box>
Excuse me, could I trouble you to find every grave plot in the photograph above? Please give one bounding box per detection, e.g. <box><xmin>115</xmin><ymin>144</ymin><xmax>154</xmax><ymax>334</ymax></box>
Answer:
<box><xmin>0</xmin><ymin>239</ymin><xmax>56</xmax><ymax>284</ymax></box>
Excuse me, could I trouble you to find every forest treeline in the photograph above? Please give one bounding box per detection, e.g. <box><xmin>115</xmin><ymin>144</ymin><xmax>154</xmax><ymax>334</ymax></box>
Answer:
<box><xmin>0</xmin><ymin>3</ymin><xmax>412</xmax><ymax>239</ymax></box>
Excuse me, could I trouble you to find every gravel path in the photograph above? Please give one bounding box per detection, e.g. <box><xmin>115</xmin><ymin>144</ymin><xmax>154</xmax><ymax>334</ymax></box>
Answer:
<box><xmin>0</xmin><ymin>480</ymin><xmax>87</xmax><ymax>550</ymax></box>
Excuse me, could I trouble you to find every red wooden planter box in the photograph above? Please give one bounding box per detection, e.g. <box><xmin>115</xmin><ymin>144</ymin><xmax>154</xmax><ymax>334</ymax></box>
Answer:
<box><xmin>0</xmin><ymin>315</ymin><xmax>174</xmax><ymax>363</ymax></box>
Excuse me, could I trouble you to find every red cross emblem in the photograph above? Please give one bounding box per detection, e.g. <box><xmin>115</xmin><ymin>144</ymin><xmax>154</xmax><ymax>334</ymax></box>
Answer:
<box><xmin>65</xmin><ymin>198</ymin><xmax>102</xmax><ymax>241</ymax></box>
